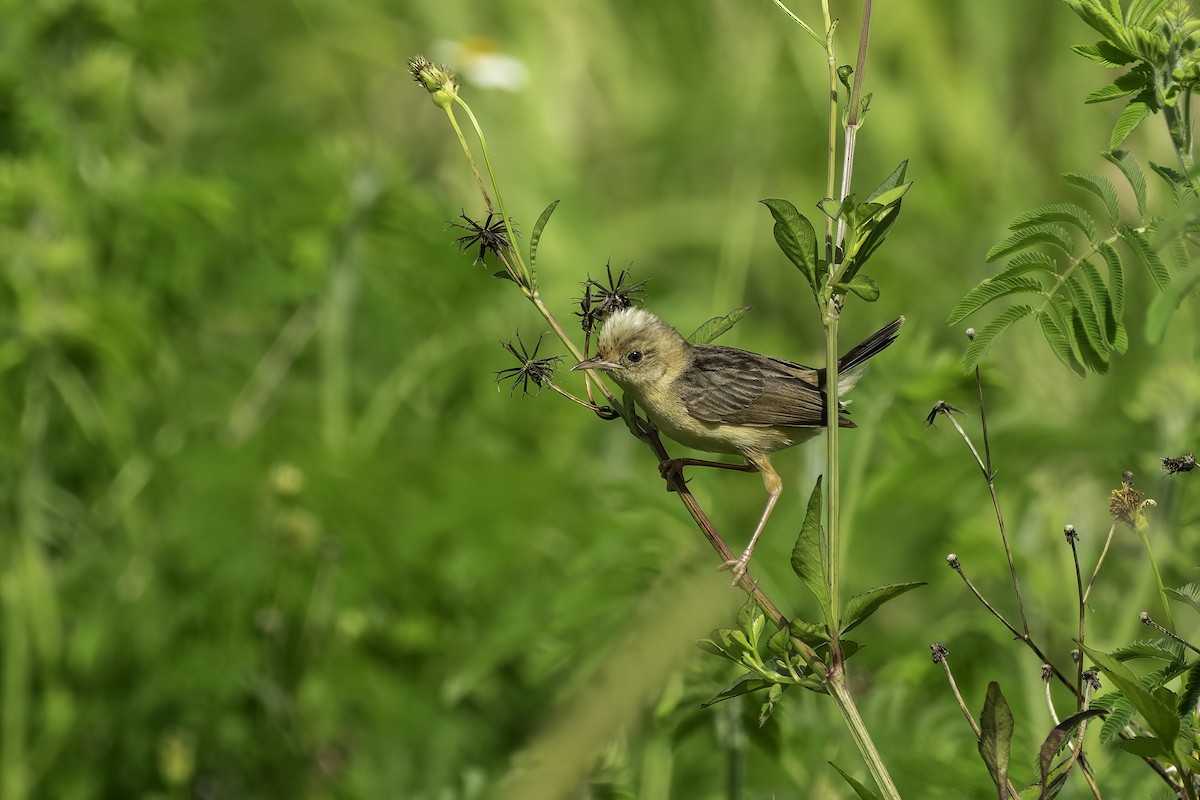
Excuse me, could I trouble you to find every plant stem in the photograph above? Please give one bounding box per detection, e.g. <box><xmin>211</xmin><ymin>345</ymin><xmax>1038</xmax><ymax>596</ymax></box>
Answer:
<box><xmin>1069</xmin><ymin>533</ymin><xmax>1085</xmax><ymax>711</ymax></box>
<box><xmin>442</xmin><ymin>105</ymin><xmax>493</xmax><ymax>215</ymax></box>
<box><xmin>824</xmin><ymin>310</ymin><xmax>842</xmax><ymax>650</ymax></box>
<box><xmin>827</xmin><ymin>674</ymin><xmax>901</xmax><ymax>800</ymax></box>
<box><xmin>1083</xmin><ymin>522</ymin><xmax>1116</xmax><ymax>605</ymax></box>
<box><xmin>1140</xmin><ymin>532</ymin><xmax>1175</xmax><ymax>632</ymax></box>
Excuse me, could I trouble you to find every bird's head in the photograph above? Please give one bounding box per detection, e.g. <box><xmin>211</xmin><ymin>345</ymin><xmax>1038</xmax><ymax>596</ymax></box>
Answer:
<box><xmin>572</xmin><ymin>307</ymin><xmax>687</xmax><ymax>393</ymax></box>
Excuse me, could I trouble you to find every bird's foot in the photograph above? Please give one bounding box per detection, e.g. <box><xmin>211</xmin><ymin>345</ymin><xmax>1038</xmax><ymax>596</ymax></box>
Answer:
<box><xmin>658</xmin><ymin>458</ymin><xmax>690</xmax><ymax>492</ymax></box>
<box><xmin>717</xmin><ymin>554</ymin><xmax>752</xmax><ymax>587</ymax></box>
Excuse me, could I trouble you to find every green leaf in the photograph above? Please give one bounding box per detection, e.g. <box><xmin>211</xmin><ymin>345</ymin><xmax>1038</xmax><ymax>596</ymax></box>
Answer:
<box><xmin>1111</xmin><ymin>638</ymin><xmax>1185</xmax><ymax>663</ymax></box>
<box><xmin>978</xmin><ymin>681</ymin><xmax>1014</xmax><ymax>795</ymax></box>
<box><xmin>1119</xmin><ymin>225</ymin><xmax>1170</xmax><ymax>288</ymax></box>
<box><xmin>1037</xmin><ymin>311</ymin><xmax>1086</xmax><ymax>377</ymax></box>
<box><xmin>1070</xmin><ymin>306</ymin><xmax>1109</xmax><ymax>373</ymax></box>
<box><xmin>818</xmin><ymin>196</ymin><xmax>846</xmax><ymax>220</ymax></box>
<box><xmin>1083</xmin><ymin>645</ymin><xmax>1181</xmax><ymax>746</ymax></box>
<box><xmin>1065</xmin><ymin>275</ymin><xmax>1108</xmax><ymax>361</ymax></box>
<box><xmin>1110</xmin><ymin>98</ymin><xmax>1151</xmax><ymax>149</ymax></box>
<box><xmin>1166</xmin><ymin>583</ymin><xmax>1200</xmax><ymax>615</ymax></box>
<box><xmin>528</xmin><ymin>199</ymin><xmax>560</xmax><ymax>281</ymax></box>
<box><xmin>829</xmin><ymin>763</ymin><xmax>881</xmax><ymax>800</ymax></box>
<box><xmin>761</xmin><ymin>198</ymin><xmax>820</xmax><ymax>292</ymax></box>
<box><xmin>758</xmin><ymin>682</ymin><xmax>786</xmax><ymax>726</ymax></box>
<box><xmin>961</xmin><ymin>304</ymin><xmax>1038</xmax><ymax>372</ymax></box>
<box><xmin>687</xmin><ymin>306</ymin><xmax>753</xmax><ymax>344</ymax></box>
<box><xmin>1146</xmin><ymin>272</ymin><xmax>1200</xmax><ymax>344</ymax></box>
<box><xmin>1178</xmin><ymin>663</ymin><xmax>1200</xmax><ymax>717</ymax></box>
<box><xmin>1079</xmin><ymin>259</ymin><xmax>1117</xmax><ymax>344</ymax></box>
<box><xmin>864</xmin><ymin>160</ymin><xmax>909</xmax><ymax>203</ymax></box>
<box><xmin>788</xmin><ymin>617</ymin><xmax>830</xmax><ymax>645</ymax></box>
<box><xmin>1063</xmin><ymin>171</ymin><xmax>1121</xmax><ymax>225</ymax></box>
<box><xmin>1092</xmin><ymin>693</ymin><xmax>1135</xmax><ymax>743</ymax></box>
<box><xmin>1118</xmin><ymin>736</ymin><xmax>1168</xmax><ymax>757</ymax></box>
<box><xmin>1097</xmin><ymin>242</ymin><xmax>1125</xmax><ymax>319</ymax></box>
<box><xmin>1113</xmin><ymin>320</ymin><xmax>1128</xmax><ymax>354</ymax></box>
<box><xmin>737</xmin><ymin>597</ymin><xmax>765</xmax><ymax>647</ymax></box>
<box><xmin>948</xmin><ymin>276</ymin><xmax>1044</xmax><ymax>326</ymax></box>
<box><xmin>1071</xmin><ymin>40</ymin><xmax>1138</xmax><ymax>66</ymax></box>
<box><xmin>1010</xmin><ymin>203</ymin><xmax>1096</xmax><ymax>240</ymax></box>
<box><xmin>992</xmin><ymin>252</ymin><xmax>1059</xmax><ymax>282</ymax></box>
<box><xmin>766</xmin><ymin>624</ymin><xmax>792</xmax><ymax>657</ymax></box>
<box><xmin>791</xmin><ymin>477</ymin><xmax>831</xmax><ymax>620</ymax></box>
<box><xmin>1039</xmin><ymin>709</ymin><xmax>1108</xmax><ymax>793</ymax></box>
<box><xmin>700</xmin><ymin>673</ymin><xmax>773</xmax><ymax>708</ymax></box>
<box><xmin>847</xmin><ymin>203</ymin><xmax>903</xmax><ymax>276</ymax></box>
<box><xmin>1104</xmin><ymin>150</ymin><xmax>1148</xmax><ymax>218</ymax></box>
<box><xmin>1062</xmin><ymin>0</ymin><xmax>1129</xmax><ymax>44</ymax></box>
<box><xmin>840</xmin><ymin>582</ymin><xmax>926</xmax><ymax>635</ymax></box>
<box><xmin>835</xmin><ymin>274</ymin><xmax>880</xmax><ymax>302</ymax></box>
<box><xmin>986</xmin><ymin>224</ymin><xmax>1074</xmax><ymax>262</ymax></box>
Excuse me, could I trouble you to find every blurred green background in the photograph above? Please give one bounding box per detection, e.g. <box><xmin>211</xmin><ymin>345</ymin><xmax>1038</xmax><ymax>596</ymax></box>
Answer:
<box><xmin>2</xmin><ymin>0</ymin><xmax>1199</xmax><ymax>798</ymax></box>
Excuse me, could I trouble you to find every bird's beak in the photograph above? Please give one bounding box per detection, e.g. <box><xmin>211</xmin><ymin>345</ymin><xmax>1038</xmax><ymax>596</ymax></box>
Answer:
<box><xmin>572</xmin><ymin>355</ymin><xmax>619</xmax><ymax>372</ymax></box>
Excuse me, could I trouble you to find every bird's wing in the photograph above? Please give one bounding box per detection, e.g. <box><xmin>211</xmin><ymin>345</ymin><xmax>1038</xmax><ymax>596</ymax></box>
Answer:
<box><xmin>678</xmin><ymin>345</ymin><xmax>832</xmax><ymax>427</ymax></box>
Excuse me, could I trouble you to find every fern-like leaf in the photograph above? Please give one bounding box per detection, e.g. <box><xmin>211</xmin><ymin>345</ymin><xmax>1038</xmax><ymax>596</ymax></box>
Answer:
<box><xmin>1071</xmin><ymin>306</ymin><xmax>1109</xmax><ymax>373</ymax></box>
<box><xmin>947</xmin><ymin>276</ymin><xmax>1045</xmax><ymax>325</ymax></box>
<box><xmin>1119</xmin><ymin>225</ymin><xmax>1170</xmax><ymax>288</ymax></box>
<box><xmin>1010</xmin><ymin>203</ymin><xmax>1097</xmax><ymax>240</ymax></box>
<box><xmin>986</xmin><ymin>224</ymin><xmax>1074</xmax><ymax>262</ymax></box>
<box><xmin>1066</xmin><ymin>274</ymin><xmax>1109</xmax><ymax>358</ymax></box>
<box><xmin>1097</xmin><ymin>242</ymin><xmax>1125</xmax><ymax>319</ymax></box>
<box><xmin>1079</xmin><ymin>259</ymin><xmax>1117</xmax><ymax>344</ymax></box>
<box><xmin>1037</xmin><ymin>310</ymin><xmax>1086</xmax><ymax>376</ymax></box>
<box><xmin>1105</xmin><ymin>150</ymin><xmax>1149</xmax><ymax>217</ymax></box>
<box><xmin>1091</xmin><ymin>693</ymin><xmax>1135</xmax><ymax>744</ymax></box>
<box><xmin>1110</xmin><ymin>98</ymin><xmax>1152</xmax><ymax>150</ymax></box>
<box><xmin>961</xmin><ymin>304</ymin><xmax>1036</xmax><ymax>372</ymax></box>
<box><xmin>1179</xmin><ymin>663</ymin><xmax>1200</xmax><ymax>718</ymax></box>
<box><xmin>1064</xmin><ymin>171</ymin><xmax>1121</xmax><ymax>224</ymax></box>
<box><xmin>1112</xmin><ymin>638</ymin><xmax>1185</xmax><ymax>663</ymax></box>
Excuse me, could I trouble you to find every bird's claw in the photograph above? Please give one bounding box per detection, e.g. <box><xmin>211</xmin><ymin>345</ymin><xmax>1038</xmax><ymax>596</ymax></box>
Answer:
<box><xmin>717</xmin><ymin>555</ymin><xmax>752</xmax><ymax>587</ymax></box>
<box><xmin>658</xmin><ymin>458</ymin><xmax>690</xmax><ymax>492</ymax></box>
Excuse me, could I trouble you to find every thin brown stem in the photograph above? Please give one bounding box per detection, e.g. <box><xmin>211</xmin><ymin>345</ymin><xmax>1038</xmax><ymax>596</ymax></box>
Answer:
<box><xmin>974</xmin><ymin>365</ymin><xmax>993</xmax><ymax>476</ymax></box>
<box><xmin>1083</xmin><ymin>522</ymin><xmax>1117</xmax><ymax>605</ymax></box>
<box><xmin>1069</xmin><ymin>530</ymin><xmax>1085</xmax><ymax>711</ymax></box>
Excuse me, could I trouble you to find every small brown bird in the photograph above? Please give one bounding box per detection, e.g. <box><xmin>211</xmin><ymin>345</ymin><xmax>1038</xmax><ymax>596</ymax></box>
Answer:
<box><xmin>573</xmin><ymin>308</ymin><xmax>903</xmax><ymax>583</ymax></box>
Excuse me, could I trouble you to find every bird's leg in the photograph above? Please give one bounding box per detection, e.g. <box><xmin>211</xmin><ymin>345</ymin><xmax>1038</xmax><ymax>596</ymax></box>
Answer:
<box><xmin>658</xmin><ymin>457</ymin><xmax>756</xmax><ymax>493</ymax></box>
<box><xmin>718</xmin><ymin>455</ymin><xmax>781</xmax><ymax>586</ymax></box>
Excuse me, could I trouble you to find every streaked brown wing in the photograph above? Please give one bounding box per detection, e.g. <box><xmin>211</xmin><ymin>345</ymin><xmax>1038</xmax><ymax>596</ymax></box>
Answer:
<box><xmin>678</xmin><ymin>345</ymin><xmax>829</xmax><ymax>427</ymax></box>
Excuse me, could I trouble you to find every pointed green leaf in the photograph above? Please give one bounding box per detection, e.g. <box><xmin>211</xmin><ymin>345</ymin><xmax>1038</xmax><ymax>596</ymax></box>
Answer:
<box><xmin>948</xmin><ymin>276</ymin><xmax>1045</xmax><ymax>326</ymax></box>
<box><xmin>978</xmin><ymin>681</ymin><xmax>1014</xmax><ymax>795</ymax></box>
<box><xmin>961</xmin><ymin>304</ymin><xmax>1037</xmax><ymax>372</ymax></box>
<box><xmin>528</xmin><ymin>199</ymin><xmax>561</xmax><ymax>282</ymax></box>
<box><xmin>1111</xmin><ymin>638</ymin><xmax>1184</xmax><ymax>663</ymax></box>
<box><xmin>1119</xmin><ymin>225</ymin><xmax>1170</xmax><ymax>288</ymax></box>
<box><xmin>758</xmin><ymin>682</ymin><xmax>786</xmax><ymax>726</ymax></box>
<box><xmin>700</xmin><ymin>674</ymin><xmax>773</xmax><ymax>708</ymax></box>
<box><xmin>1112</xmin><ymin>320</ymin><xmax>1128</xmax><ymax>353</ymax></box>
<box><xmin>840</xmin><ymin>582</ymin><xmax>926</xmax><ymax>635</ymax></box>
<box><xmin>687</xmin><ymin>306</ymin><xmax>753</xmax><ymax>344</ymax></box>
<box><xmin>829</xmin><ymin>763</ymin><xmax>881</xmax><ymax>800</ymax></box>
<box><xmin>1063</xmin><ymin>171</ymin><xmax>1121</xmax><ymax>225</ymax></box>
<box><xmin>1083</xmin><ymin>645</ymin><xmax>1181</xmax><ymax>745</ymax></box>
<box><xmin>1084</xmin><ymin>80</ymin><xmax>1141</xmax><ymax>104</ymax></box>
<box><xmin>864</xmin><ymin>160</ymin><xmax>909</xmax><ymax>203</ymax></box>
<box><xmin>1118</xmin><ymin>736</ymin><xmax>1168</xmax><ymax>757</ymax></box>
<box><xmin>766</xmin><ymin>624</ymin><xmax>792</xmax><ymax>657</ymax></box>
<box><xmin>1146</xmin><ymin>272</ymin><xmax>1200</xmax><ymax>344</ymax></box>
<box><xmin>761</xmin><ymin>198</ymin><xmax>820</xmax><ymax>291</ymax></box>
<box><xmin>791</xmin><ymin>477</ymin><xmax>831</xmax><ymax>620</ymax></box>
<box><xmin>1010</xmin><ymin>203</ymin><xmax>1096</xmax><ymax>240</ymax></box>
<box><xmin>1104</xmin><ymin>150</ymin><xmax>1148</xmax><ymax>217</ymax></box>
<box><xmin>1037</xmin><ymin>311</ymin><xmax>1086</xmax><ymax>377</ymax></box>
<box><xmin>1110</xmin><ymin>99</ymin><xmax>1152</xmax><ymax>150</ymax></box>
<box><xmin>986</xmin><ymin>224</ymin><xmax>1074</xmax><ymax>262</ymax></box>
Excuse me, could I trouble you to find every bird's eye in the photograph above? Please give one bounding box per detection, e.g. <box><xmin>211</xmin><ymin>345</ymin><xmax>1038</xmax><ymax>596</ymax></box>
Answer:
<box><xmin>627</xmin><ymin>350</ymin><xmax>644</xmax><ymax>364</ymax></box>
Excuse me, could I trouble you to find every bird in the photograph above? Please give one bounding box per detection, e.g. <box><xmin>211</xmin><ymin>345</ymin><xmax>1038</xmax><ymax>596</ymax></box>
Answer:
<box><xmin>572</xmin><ymin>307</ymin><xmax>903</xmax><ymax>584</ymax></box>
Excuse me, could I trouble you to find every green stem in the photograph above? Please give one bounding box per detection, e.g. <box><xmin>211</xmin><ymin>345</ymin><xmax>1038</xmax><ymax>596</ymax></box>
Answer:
<box><xmin>1140</xmin><ymin>532</ymin><xmax>1174</xmax><ymax>632</ymax></box>
<box><xmin>827</xmin><ymin>675</ymin><xmax>901</xmax><ymax>800</ymax></box>
<box><xmin>442</xmin><ymin>105</ymin><xmax>494</xmax><ymax>215</ymax></box>
<box><xmin>824</xmin><ymin>309</ymin><xmax>842</xmax><ymax>645</ymax></box>
<box><xmin>769</xmin><ymin>0</ymin><xmax>824</xmax><ymax>46</ymax></box>
<box><xmin>821</xmin><ymin>0</ymin><xmax>837</xmax><ymax>265</ymax></box>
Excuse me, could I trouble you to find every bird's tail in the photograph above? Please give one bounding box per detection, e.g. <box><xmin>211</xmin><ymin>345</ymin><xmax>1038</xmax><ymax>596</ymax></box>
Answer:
<box><xmin>832</xmin><ymin>316</ymin><xmax>905</xmax><ymax>396</ymax></box>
